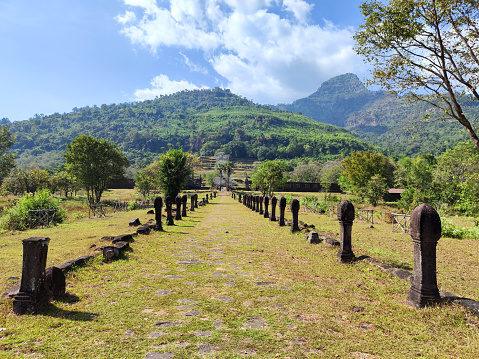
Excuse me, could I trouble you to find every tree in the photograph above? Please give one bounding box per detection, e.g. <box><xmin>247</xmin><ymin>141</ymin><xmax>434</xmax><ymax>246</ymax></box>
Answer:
<box><xmin>0</xmin><ymin>125</ymin><xmax>16</xmax><ymax>184</ymax></box>
<box><xmin>340</xmin><ymin>150</ymin><xmax>394</xmax><ymax>199</ymax></box>
<box><xmin>223</xmin><ymin>161</ymin><xmax>234</xmax><ymax>191</ymax></box>
<box><xmin>354</xmin><ymin>0</ymin><xmax>479</xmax><ymax>150</ymax></box>
<box><xmin>134</xmin><ymin>161</ymin><xmax>160</xmax><ymax>198</ymax></box>
<box><xmin>63</xmin><ymin>135</ymin><xmax>129</xmax><ymax>204</ymax></box>
<box><xmin>157</xmin><ymin>148</ymin><xmax>192</xmax><ymax>198</ymax></box>
<box><xmin>251</xmin><ymin>160</ymin><xmax>287</xmax><ymax>197</ymax></box>
<box><xmin>288</xmin><ymin>161</ymin><xmax>322</xmax><ymax>183</ymax></box>
<box><xmin>1</xmin><ymin>167</ymin><xmax>51</xmax><ymax>195</ymax></box>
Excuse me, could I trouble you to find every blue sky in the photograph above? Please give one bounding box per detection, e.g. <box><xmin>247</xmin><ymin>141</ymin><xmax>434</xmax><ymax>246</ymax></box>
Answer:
<box><xmin>0</xmin><ymin>0</ymin><xmax>368</xmax><ymax>122</ymax></box>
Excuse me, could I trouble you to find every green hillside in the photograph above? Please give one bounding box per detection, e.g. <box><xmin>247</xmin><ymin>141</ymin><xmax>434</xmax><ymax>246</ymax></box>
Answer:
<box><xmin>277</xmin><ymin>73</ymin><xmax>473</xmax><ymax>156</ymax></box>
<box><xmin>5</xmin><ymin>88</ymin><xmax>371</xmax><ymax>169</ymax></box>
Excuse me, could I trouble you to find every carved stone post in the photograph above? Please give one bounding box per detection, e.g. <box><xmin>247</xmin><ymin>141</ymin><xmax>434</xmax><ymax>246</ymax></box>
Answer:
<box><xmin>153</xmin><ymin>196</ymin><xmax>163</xmax><ymax>231</ymax></box>
<box><xmin>259</xmin><ymin>196</ymin><xmax>264</xmax><ymax>215</ymax></box>
<box><xmin>239</xmin><ymin>193</ymin><xmax>242</xmax><ymax>202</ymax></box>
<box><xmin>181</xmin><ymin>195</ymin><xmax>188</xmax><ymax>217</ymax></box>
<box><xmin>214</xmin><ymin>192</ymin><xmax>216</xmax><ymax>198</ymax></box>
<box><xmin>252</xmin><ymin>195</ymin><xmax>256</xmax><ymax>211</ymax></box>
<box><xmin>255</xmin><ymin>196</ymin><xmax>260</xmax><ymax>213</ymax></box>
<box><xmin>263</xmin><ymin>196</ymin><xmax>269</xmax><ymax>219</ymax></box>
<box><xmin>13</xmin><ymin>237</ymin><xmax>50</xmax><ymax>315</ymax></box>
<box><xmin>337</xmin><ymin>200</ymin><xmax>355</xmax><ymax>263</ymax></box>
<box><xmin>190</xmin><ymin>194</ymin><xmax>195</xmax><ymax>212</ymax></box>
<box><xmin>165</xmin><ymin>196</ymin><xmax>174</xmax><ymax>225</ymax></box>
<box><xmin>270</xmin><ymin>196</ymin><xmax>277</xmax><ymax>222</ymax></box>
<box><xmin>175</xmin><ymin>195</ymin><xmax>182</xmax><ymax>220</ymax></box>
<box><xmin>278</xmin><ymin>196</ymin><xmax>286</xmax><ymax>226</ymax></box>
<box><xmin>290</xmin><ymin>199</ymin><xmax>300</xmax><ymax>233</ymax></box>
<box><xmin>194</xmin><ymin>194</ymin><xmax>198</xmax><ymax>208</ymax></box>
<box><xmin>407</xmin><ymin>203</ymin><xmax>442</xmax><ymax>308</ymax></box>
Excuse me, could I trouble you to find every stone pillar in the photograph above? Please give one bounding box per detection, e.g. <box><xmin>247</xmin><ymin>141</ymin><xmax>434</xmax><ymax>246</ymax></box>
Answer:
<box><xmin>407</xmin><ymin>203</ymin><xmax>442</xmax><ymax>308</ymax></box>
<box><xmin>290</xmin><ymin>199</ymin><xmax>300</xmax><ymax>233</ymax></box>
<box><xmin>175</xmin><ymin>195</ymin><xmax>182</xmax><ymax>220</ymax></box>
<box><xmin>214</xmin><ymin>192</ymin><xmax>216</xmax><ymax>198</ymax></box>
<box><xmin>190</xmin><ymin>194</ymin><xmax>195</xmax><ymax>212</ymax></box>
<box><xmin>205</xmin><ymin>195</ymin><xmax>209</xmax><ymax>203</ymax></box>
<box><xmin>239</xmin><ymin>193</ymin><xmax>242</xmax><ymax>202</ymax></box>
<box><xmin>165</xmin><ymin>196</ymin><xmax>174</xmax><ymax>226</ymax></box>
<box><xmin>13</xmin><ymin>237</ymin><xmax>50</xmax><ymax>315</ymax></box>
<box><xmin>259</xmin><ymin>196</ymin><xmax>264</xmax><ymax>215</ymax></box>
<box><xmin>270</xmin><ymin>196</ymin><xmax>277</xmax><ymax>222</ymax></box>
<box><xmin>278</xmin><ymin>196</ymin><xmax>286</xmax><ymax>226</ymax></box>
<box><xmin>252</xmin><ymin>195</ymin><xmax>256</xmax><ymax>211</ymax></box>
<box><xmin>153</xmin><ymin>196</ymin><xmax>163</xmax><ymax>231</ymax></box>
<box><xmin>255</xmin><ymin>196</ymin><xmax>260</xmax><ymax>213</ymax></box>
<box><xmin>194</xmin><ymin>194</ymin><xmax>198</xmax><ymax>208</ymax></box>
<box><xmin>337</xmin><ymin>200</ymin><xmax>355</xmax><ymax>263</ymax></box>
<box><xmin>181</xmin><ymin>195</ymin><xmax>188</xmax><ymax>217</ymax></box>
<box><xmin>263</xmin><ymin>196</ymin><xmax>269</xmax><ymax>219</ymax></box>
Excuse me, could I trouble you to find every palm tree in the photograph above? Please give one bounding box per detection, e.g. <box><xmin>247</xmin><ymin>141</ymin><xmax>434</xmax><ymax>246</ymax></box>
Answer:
<box><xmin>224</xmin><ymin>161</ymin><xmax>234</xmax><ymax>191</ymax></box>
<box><xmin>215</xmin><ymin>163</ymin><xmax>225</xmax><ymax>190</ymax></box>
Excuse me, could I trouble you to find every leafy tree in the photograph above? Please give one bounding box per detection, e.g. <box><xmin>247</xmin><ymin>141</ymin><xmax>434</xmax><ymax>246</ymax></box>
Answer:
<box><xmin>340</xmin><ymin>150</ymin><xmax>394</xmax><ymax>199</ymax></box>
<box><xmin>134</xmin><ymin>161</ymin><xmax>160</xmax><ymax>198</ymax></box>
<box><xmin>251</xmin><ymin>160</ymin><xmax>287</xmax><ymax>197</ymax></box>
<box><xmin>0</xmin><ymin>125</ymin><xmax>16</xmax><ymax>184</ymax></box>
<box><xmin>354</xmin><ymin>0</ymin><xmax>479</xmax><ymax>149</ymax></box>
<box><xmin>320</xmin><ymin>160</ymin><xmax>344</xmax><ymax>191</ymax></box>
<box><xmin>63</xmin><ymin>135</ymin><xmax>129</xmax><ymax>204</ymax></box>
<box><xmin>157</xmin><ymin>148</ymin><xmax>192</xmax><ymax>198</ymax></box>
<box><xmin>1</xmin><ymin>167</ymin><xmax>50</xmax><ymax>195</ymax></box>
<box><xmin>288</xmin><ymin>161</ymin><xmax>322</xmax><ymax>183</ymax></box>
<box><xmin>51</xmin><ymin>170</ymin><xmax>80</xmax><ymax>197</ymax></box>
<box><xmin>365</xmin><ymin>175</ymin><xmax>389</xmax><ymax>206</ymax></box>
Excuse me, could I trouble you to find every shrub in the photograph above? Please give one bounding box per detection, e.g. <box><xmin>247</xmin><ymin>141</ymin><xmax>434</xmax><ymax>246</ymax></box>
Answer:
<box><xmin>441</xmin><ymin>218</ymin><xmax>479</xmax><ymax>240</ymax></box>
<box><xmin>1</xmin><ymin>190</ymin><xmax>67</xmax><ymax>230</ymax></box>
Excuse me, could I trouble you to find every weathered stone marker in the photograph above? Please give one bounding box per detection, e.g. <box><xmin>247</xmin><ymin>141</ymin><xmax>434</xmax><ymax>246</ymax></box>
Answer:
<box><xmin>263</xmin><ymin>196</ymin><xmax>269</xmax><ymax>219</ymax></box>
<box><xmin>181</xmin><ymin>195</ymin><xmax>188</xmax><ymax>217</ymax></box>
<box><xmin>255</xmin><ymin>196</ymin><xmax>260</xmax><ymax>213</ymax></box>
<box><xmin>278</xmin><ymin>196</ymin><xmax>286</xmax><ymax>226</ymax></box>
<box><xmin>239</xmin><ymin>193</ymin><xmax>242</xmax><ymax>202</ymax></box>
<box><xmin>13</xmin><ymin>237</ymin><xmax>50</xmax><ymax>315</ymax></box>
<box><xmin>165</xmin><ymin>196</ymin><xmax>174</xmax><ymax>226</ymax></box>
<box><xmin>407</xmin><ymin>203</ymin><xmax>442</xmax><ymax>308</ymax></box>
<box><xmin>270</xmin><ymin>196</ymin><xmax>277</xmax><ymax>222</ymax></box>
<box><xmin>190</xmin><ymin>194</ymin><xmax>195</xmax><ymax>212</ymax></box>
<box><xmin>259</xmin><ymin>196</ymin><xmax>264</xmax><ymax>215</ymax></box>
<box><xmin>337</xmin><ymin>200</ymin><xmax>355</xmax><ymax>263</ymax></box>
<box><xmin>252</xmin><ymin>195</ymin><xmax>256</xmax><ymax>211</ymax></box>
<box><xmin>153</xmin><ymin>196</ymin><xmax>163</xmax><ymax>231</ymax></box>
<box><xmin>194</xmin><ymin>194</ymin><xmax>199</xmax><ymax>208</ymax></box>
<box><xmin>214</xmin><ymin>192</ymin><xmax>216</xmax><ymax>198</ymax></box>
<box><xmin>290</xmin><ymin>199</ymin><xmax>300</xmax><ymax>233</ymax></box>
<box><xmin>175</xmin><ymin>195</ymin><xmax>182</xmax><ymax>220</ymax></box>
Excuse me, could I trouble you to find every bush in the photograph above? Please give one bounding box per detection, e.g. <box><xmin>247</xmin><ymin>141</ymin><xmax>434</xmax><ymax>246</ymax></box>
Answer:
<box><xmin>1</xmin><ymin>190</ymin><xmax>67</xmax><ymax>230</ymax></box>
<box><xmin>441</xmin><ymin>218</ymin><xmax>479</xmax><ymax>240</ymax></box>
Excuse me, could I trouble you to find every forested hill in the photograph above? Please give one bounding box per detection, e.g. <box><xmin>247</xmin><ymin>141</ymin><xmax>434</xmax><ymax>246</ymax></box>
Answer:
<box><xmin>5</xmin><ymin>88</ymin><xmax>371</xmax><ymax>169</ymax></box>
<box><xmin>276</xmin><ymin>73</ymin><xmax>473</xmax><ymax>156</ymax></box>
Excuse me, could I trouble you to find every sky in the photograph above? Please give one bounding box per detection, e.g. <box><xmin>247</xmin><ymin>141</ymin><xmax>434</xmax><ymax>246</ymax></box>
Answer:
<box><xmin>0</xmin><ymin>0</ymin><xmax>368</xmax><ymax>122</ymax></box>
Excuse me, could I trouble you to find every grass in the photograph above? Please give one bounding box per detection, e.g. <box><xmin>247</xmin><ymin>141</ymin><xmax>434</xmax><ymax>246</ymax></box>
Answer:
<box><xmin>1</xmin><ymin>193</ymin><xmax>479</xmax><ymax>357</ymax></box>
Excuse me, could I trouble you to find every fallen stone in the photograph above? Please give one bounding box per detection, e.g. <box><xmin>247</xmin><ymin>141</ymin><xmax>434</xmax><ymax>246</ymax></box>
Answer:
<box><xmin>112</xmin><ymin>234</ymin><xmax>134</xmax><ymax>243</ymax></box>
<box><xmin>129</xmin><ymin>218</ymin><xmax>141</xmax><ymax>226</ymax></box>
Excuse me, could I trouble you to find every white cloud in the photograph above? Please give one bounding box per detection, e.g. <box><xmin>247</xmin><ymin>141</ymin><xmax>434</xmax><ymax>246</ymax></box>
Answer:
<box><xmin>133</xmin><ymin>74</ymin><xmax>208</xmax><ymax>100</ymax></box>
<box><xmin>116</xmin><ymin>10</ymin><xmax>136</xmax><ymax>24</ymax></box>
<box><xmin>118</xmin><ymin>0</ymin><xmax>363</xmax><ymax>103</ymax></box>
<box><xmin>180</xmin><ymin>52</ymin><xmax>209</xmax><ymax>75</ymax></box>
<box><xmin>282</xmin><ymin>0</ymin><xmax>313</xmax><ymax>23</ymax></box>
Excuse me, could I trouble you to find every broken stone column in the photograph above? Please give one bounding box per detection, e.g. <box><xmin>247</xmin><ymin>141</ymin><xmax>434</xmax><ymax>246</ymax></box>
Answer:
<box><xmin>278</xmin><ymin>196</ymin><xmax>286</xmax><ymax>226</ymax></box>
<box><xmin>13</xmin><ymin>237</ymin><xmax>50</xmax><ymax>315</ymax></box>
<box><xmin>153</xmin><ymin>196</ymin><xmax>163</xmax><ymax>231</ymax></box>
<box><xmin>263</xmin><ymin>196</ymin><xmax>269</xmax><ymax>219</ymax></box>
<box><xmin>337</xmin><ymin>200</ymin><xmax>355</xmax><ymax>263</ymax></box>
<box><xmin>407</xmin><ymin>203</ymin><xmax>442</xmax><ymax>308</ymax></box>
<box><xmin>181</xmin><ymin>195</ymin><xmax>188</xmax><ymax>217</ymax></box>
<box><xmin>270</xmin><ymin>196</ymin><xmax>277</xmax><ymax>222</ymax></box>
<box><xmin>175</xmin><ymin>195</ymin><xmax>182</xmax><ymax>220</ymax></box>
<box><xmin>165</xmin><ymin>196</ymin><xmax>174</xmax><ymax>226</ymax></box>
<box><xmin>290</xmin><ymin>199</ymin><xmax>300</xmax><ymax>233</ymax></box>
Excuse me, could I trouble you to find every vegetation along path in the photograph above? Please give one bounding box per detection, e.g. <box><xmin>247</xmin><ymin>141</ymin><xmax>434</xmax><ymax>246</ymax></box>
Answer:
<box><xmin>2</xmin><ymin>194</ymin><xmax>479</xmax><ymax>358</ymax></box>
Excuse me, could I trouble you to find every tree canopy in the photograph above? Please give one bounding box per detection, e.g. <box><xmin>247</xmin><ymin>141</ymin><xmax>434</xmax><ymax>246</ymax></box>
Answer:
<box><xmin>63</xmin><ymin>135</ymin><xmax>129</xmax><ymax>204</ymax></box>
<box><xmin>354</xmin><ymin>0</ymin><xmax>479</xmax><ymax>150</ymax></box>
<box><xmin>0</xmin><ymin>125</ymin><xmax>16</xmax><ymax>184</ymax></box>
<box><xmin>251</xmin><ymin>160</ymin><xmax>287</xmax><ymax>197</ymax></box>
<box><xmin>157</xmin><ymin>148</ymin><xmax>193</xmax><ymax>198</ymax></box>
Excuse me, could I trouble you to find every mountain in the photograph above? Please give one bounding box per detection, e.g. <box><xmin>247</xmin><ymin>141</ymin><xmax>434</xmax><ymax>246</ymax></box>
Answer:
<box><xmin>276</xmin><ymin>73</ymin><xmax>472</xmax><ymax>156</ymax></box>
<box><xmin>5</xmin><ymin>88</ymin><xmax>372</xmax><ymax>169</ymax></box>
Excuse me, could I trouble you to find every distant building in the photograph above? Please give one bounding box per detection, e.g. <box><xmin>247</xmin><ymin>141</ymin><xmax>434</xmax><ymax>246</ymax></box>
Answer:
<box><xmin>385</xmin><ymin>188</ymin><xmax>404</xmax><ymax>201</ymax></box>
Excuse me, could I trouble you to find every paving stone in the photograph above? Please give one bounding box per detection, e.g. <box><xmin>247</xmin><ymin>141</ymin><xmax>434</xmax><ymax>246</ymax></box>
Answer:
<box><xmin>194</xmin><ymin>330</ymin><xmax>212</xmax><ymax>337</ymax></box>
<box><xmin>256</xmin><ymin>281</ymin><xmax>276</xmax><ymax>286</ymax></box>
<box><xmin>149</xmin><ymin>331</ymin><xmax>166</xmax><ymax>339</ymax></box>
<box><xmin>125</xmin><ymin>329</ymin><xmax>135</xmax><ymax>337</ymax></box>
<box><xmin>268</xmin><ymin>303</ymin><xmax>284</xmax><ymax>309</ymax></box>
<box><xmin>185</xmin><ymin>310</ymin><xmax>201</xmax><ymax>317</ymax></box>
<box><xmin>213</xmin><ymin>318</ymin><xmax>223</xmax><ymax>329</ymax></box>
<box><xmin>145</xmin><ymin>352</ymin><xmax>174</xmax><ymax>359</ymax></box>
<box><xmin>155</xmin><ymin>321</ymin><xmax>183</xmax><ymax>328</ymax></box>
<box><xmin>157</xmin><ymin>289</ymin><xmax>175</xmax><ymax>296</ymax></box>
<box><xmin>291</xmin><ymin>337</ymin><xmax>306</xmax><ymax>344</ymax></box>
<box><xmin>235</xmin><ymin>348</ymin><xmax>257</xmax><ymax>355</ymax></box>
<box><xmin>177</xmin><ymin>258</ymin><xmax>205</xmax><ymax>265</ymax></box>
<box><xmin>225</xmin><ymin>281</ymin><xmax>236</xmax><ymax>287</ymax></box>
<box><xmin>279</xmin><ymin>286</ymin><xmax>291</xmax><ymax>290</ymax></box>
<box><xmin>197</xmin><ymin>342</ymin><xmax>216</xmax><ymax>354</ymax></box>
<box><xmin>164</xmin><ymin>275</ymin><xmax>183</xmax><ymax>279</ymax></box>
<box><xmin>243</xmin><ymin>316</ymin><xmax>266</xmax><ymax>329</ymax></box>
<box><xmin>142</xmin><ymin>309</ymin><xmax>154</xmax><ymax>313</ymax></box>
<box><xmin>177</xmin><ymin>304</ymin><xmax>196</xmax><ymax>310</ymax></box>
<box><xmin>211</xmin><ymin>271</ymin><xmax>224</xmax><ymax>277</ymax></box>
<box><xmin>224</xmin><ymin>275</ymin><xmax>236</xmax><ymax>279</ymax></box>
<box><xmin>178</xmin><ymin>298</ymin><xmax>200</xmax><ymax>304</ymax></box>
<box><xmin>213</xmin><ymin>296</ymin><xmax>234</xmax><ymax>303</ymax></box>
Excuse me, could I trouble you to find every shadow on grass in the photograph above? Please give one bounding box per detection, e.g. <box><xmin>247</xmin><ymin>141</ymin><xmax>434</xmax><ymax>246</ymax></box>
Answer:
<box><xmin>38</xmin><ymin>294</ymin><xmax>98</xmax><ymax>322</ymax></box>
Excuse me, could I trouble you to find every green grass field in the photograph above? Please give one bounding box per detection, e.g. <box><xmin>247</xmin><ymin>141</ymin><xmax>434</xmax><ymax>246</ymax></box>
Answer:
<box><xmin>1</xmin><ymin>192</ymin><xmax>479</xmax><ymax>358</ymax></box>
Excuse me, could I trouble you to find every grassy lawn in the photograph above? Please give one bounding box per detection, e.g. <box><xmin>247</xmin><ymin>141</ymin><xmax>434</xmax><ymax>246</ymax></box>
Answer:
<box><xmin>1</xmin><ymin>193</ymin><xmax>479</xmax><ymax>358</ymax></box>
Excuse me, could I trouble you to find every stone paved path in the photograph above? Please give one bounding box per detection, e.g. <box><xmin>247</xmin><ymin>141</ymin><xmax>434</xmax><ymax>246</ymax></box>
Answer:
<box><xmin>135</xmin><ymin>193</ymin><xmax>328</xmax><ymax>358</ymax></box>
